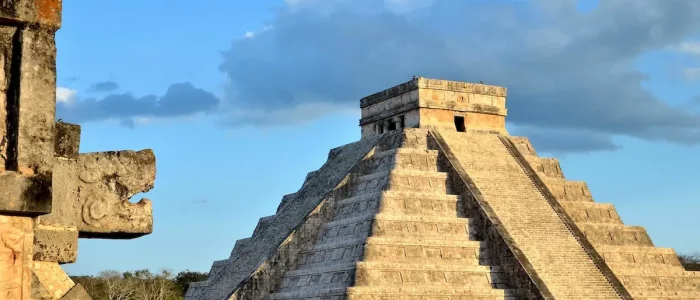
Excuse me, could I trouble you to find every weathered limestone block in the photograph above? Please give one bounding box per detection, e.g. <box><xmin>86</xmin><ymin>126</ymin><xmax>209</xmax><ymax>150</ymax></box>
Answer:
<box><xmin>16</xmin><ymin>26</ymin><xmax>57</xmax><ymax>176</ymax></box>
<box><xmin>40</xmin><ymin>158</ymin><xmax>78</xmax><ymax>227</ymax></box>
<box><xmin>76</xmin><ymin>150</ymin><xmax>155</xmax><ymax>238</ymax></box>
<box><xmin>60</xmin><ymin>284</ymin><xmax>90</xmax><ymax>300</ymax></box>
<box><xmin>0</xmin><ymin>216</ymin><xmax>33</xmax><ymax>300</ymax></box>
<box><xmin>32</xmin><ymin>225</ymin><xmax>77</xmax><ymax>263</ymax></box>
<box><xmin>0</xmin><ymin>172</ymin><xmax>52</xmax><ymax>214</ymax></box>
<box><xmin>31</xmin><ymin>261</ymin><xmax>74</xmax><ymax>300</ymax></box>
<box><xmin>54</xmin><ymin>122</ymin><xmax>79</xmax><ymax>159</ymax></box>
<box><xmin>1</xmin><ymin>1</ymin><xmax>159</xmax><ymax>299</ymax></box>
<box><xmin>0</xmin><ymin>0</ymin><xmax>62</xmax><ymax>27</ymax></box>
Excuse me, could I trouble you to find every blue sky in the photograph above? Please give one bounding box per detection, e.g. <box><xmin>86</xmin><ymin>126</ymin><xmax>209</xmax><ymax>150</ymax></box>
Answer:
<box><xmin>58</xmin><ymin>0</ymin><xmax>700</xmax><ymax>275</ymax></box>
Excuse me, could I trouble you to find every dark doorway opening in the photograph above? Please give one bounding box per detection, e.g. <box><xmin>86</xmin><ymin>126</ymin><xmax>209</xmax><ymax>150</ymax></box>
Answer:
<box><xmin>388</xmin><ymin>121</ymin><xmax>397</xmax><ymax>131</ymax></box>
<box><xmin>454</xmin><ymin>116</ymin><xmax>466</xmax><ymax>132</ymax></box>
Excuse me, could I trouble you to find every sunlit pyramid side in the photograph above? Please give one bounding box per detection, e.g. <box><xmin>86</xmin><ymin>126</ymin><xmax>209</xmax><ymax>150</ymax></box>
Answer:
<box><xmin>188</xmin><ymin>77</ymin><xmax>699</xmax><ymax>300</ymax></box>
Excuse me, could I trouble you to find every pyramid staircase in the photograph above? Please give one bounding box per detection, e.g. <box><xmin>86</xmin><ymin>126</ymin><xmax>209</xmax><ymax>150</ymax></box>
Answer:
<box><xmin>504</xmin><ymin>134</ymin><xmax>700</xmax><ymax>299</ymax></box>
<box><xmin>187</xmin><ymin>76</ymin><xmax>700</xmax><ymax>299</ymax></box>
<box><xmin>267</xmin><ymin>128</ymin><xmax>515</xmax><ymax>299</ymax></box>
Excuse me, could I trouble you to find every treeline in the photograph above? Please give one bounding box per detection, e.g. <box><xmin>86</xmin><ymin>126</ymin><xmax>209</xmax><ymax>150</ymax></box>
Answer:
<box><xmin>71</xmin><ymin>269</ymin><xmax>207</xmax><ymax>300</ymax></box>
<box><xmin>680</xmin><ymin>253</ymin><xmax>700</xmax><ymax>271</ymax></box>
<box><xmin>73</xmin><ymin>255</ymin><xmax>700</xmax><ymax>299</ymax></box>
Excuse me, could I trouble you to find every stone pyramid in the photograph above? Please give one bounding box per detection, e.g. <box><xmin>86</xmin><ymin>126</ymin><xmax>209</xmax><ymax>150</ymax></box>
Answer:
<box><xmin>187</xmin><ymin>77</ymin><xmax>700</xmax><ymax>300</ymax></box>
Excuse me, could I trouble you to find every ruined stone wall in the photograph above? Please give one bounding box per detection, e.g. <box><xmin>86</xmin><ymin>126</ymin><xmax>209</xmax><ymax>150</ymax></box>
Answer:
<box><xmin>1</xmin><ymin>2</ymin><xmax>158</xmax><ymax>299</ymax></box>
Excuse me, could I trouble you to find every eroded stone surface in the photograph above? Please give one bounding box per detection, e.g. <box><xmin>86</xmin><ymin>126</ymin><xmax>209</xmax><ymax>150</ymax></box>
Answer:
<box><xmin>0</xmin><ymin>216</ymin><xmax>33</xmax><ymax>300</ymax></box>
<box><xmin>54</xmin><ymin>122</ymin><xmax>79</xmax><ymax>159</ymax></box>
<box><xmin>59</xmin><ymin>284</ymin><xmax>90</xmax><ymax>300</ymax></box>
<box><xmin>1</xmin><ymin>1</ymin><xmax>157</xmax><ymax>299</ymax></box>
<box><xmin>31</xmin><ymin>261</ymin><xmax>74</xmax><ymax>299</ymax></box>
<box><xmin>0</xmin><ymin>172</ymin><xmax>52</xmax><ymax>214</ymax></box>
<box><xmin>76</xmin><ymin>150</ymin><xmax>155</xmax><ymax>238</ymax></box>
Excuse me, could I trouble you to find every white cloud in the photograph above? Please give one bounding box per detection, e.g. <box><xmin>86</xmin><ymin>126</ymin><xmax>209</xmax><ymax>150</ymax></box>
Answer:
<box><xmin>56</xmin><ymin>87</ymin><xmax>77</xmax><ymax>106</ymax></box>
<box><xmin>242</xmin><ymin>26</ymin><xmax>273</xmax><ymax>39</ymax></box>
<box><xmin>215</xmin><ymin>0</ymin><xmax>700</xmax><ymax>153</ymax></box>
<box><xmin>678</xmin><ymin>41</ymin><xmax>700</xmax><ymax>56</ymax></box>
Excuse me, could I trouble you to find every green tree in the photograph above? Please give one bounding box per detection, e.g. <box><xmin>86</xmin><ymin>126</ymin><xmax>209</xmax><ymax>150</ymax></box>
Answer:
<box><xmin>174</xmin><ymin>271</ymin><xmax>208</xmax><ymax>296</ymax></box>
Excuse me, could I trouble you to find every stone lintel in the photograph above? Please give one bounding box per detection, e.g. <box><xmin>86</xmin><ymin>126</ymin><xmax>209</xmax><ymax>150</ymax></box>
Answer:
<box><xmin>54</xmin><ymin>122</ymin><xmax>80</xmax><ymax>159</ymax></box>
<box><xmin>359</xmin><ymin>76</ymin><xmax>507</xmax><ymax>108</ymax></box>
<box><xmin>76</xmin><ymin>150</ymin><xmax>156</xmax><ymax>238</ymax></box>
<box><xmin>0</xmin><ymin>0</ymin><xmax>62</xmax><ymax>28</ymax></box>
<box><xmin>0</xmin><ymin>171</ymin><xmax>51</xmax><ymax>215</ymax></box>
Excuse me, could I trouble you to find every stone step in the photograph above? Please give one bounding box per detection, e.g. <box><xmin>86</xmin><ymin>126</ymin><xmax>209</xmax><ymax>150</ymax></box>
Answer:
<box><xmin>541</xmin><ymin>177</ymin><xmax>594</xmax><ymax>202</ymax></box>
<box><xmin>596</xmin><ymin>245</ymin><xmax>683</xmax><ymax>266</ymax></box>
<box><xmin>230</xmin><ymin>237</ymin><xmax>252</xmax><ymax>257</ymax></box>
<box><xmin>608</xmin><ymin>262</ymin><xmax>688</xmax><ymax>276</ymax></box>
<box><xmin>522</xmin><ymin>156</ymin><xmax>565</xmax><ymax>179</ymax></box>
<box><xmin>317</xmin><ymin>213</ymin><xmax>374</xmax><ymax>245</ymax></box>
<box><xmin>276</xmin><ymin>261</ymin><xmax>507</xmax><ymax>293</ymax></box>
<box><xmin>267</xmin><ymin>287</ymin><xmax>346</xmax><ymax>300</ymax></box>
<box><xmin>631</xmin><ymin>288</ymin><xmax>700</xmax><ymax>299</ymax></box>
<box><xmin>394</xmin><ymin>128</ymin><xmax>432</xmax><ymax>150</ymax></box>
<box><xmin>277</xmin><ymin>262</ymin><xmax>356</xmax><ymax>293</ymax></box>
<box><xmin>378</xmin><ymin>192</ymin><xmax>463</xmax><ymax>217</ymax></box>
<box><xmin>353</xmin><ymin>169</ymin><xmax>454</xmax><ymax>195</ymax></box>
<box><xmin>253</xmin><ymin>215</ymin><xmax>275</xmax><ymax>236</ymax></box>
<box><xmin>347</xmin><ymin>286</ymin><xmax>515</xmax><ymax>299</ymax></box>
<box><xmin>363</xmin><ymin>237</ymin><xmax>484</xmax><ymax>265</ymax></box>
<box><xmin>578</xmin><ymin>222</ymin><xmax>654</xmax><ymax>247</ymax></box>
<box><xmin>268</xmin><ymin>286</ymin><xmax>516</xmax><ymax>300</ymax></box>
<box><xmin>559</xmin><ymin>201</ymin><xmax>623</xmax><ymax>224</ymax></box>
<box><xmin>332</xmin><ymin>191</ymin><xmax>463</xmax><ymax>222</ymax></box>
<box><xmin>371</xmin><ymin>214</ymin><xmax>472</xmax><ymax>240</ymax></box>
<box><xmin>618</xmin><ymin>273</ymin><xmax>700</xmax><ymax>291</ymax></box>
<box><xmin>297</xmin><ymin>234</ymin><xmax>487</xmax><ymax>271</ymax></box>
<box><xmin>353</xmin><ymin>261</ymin><xmax>507</xmax><ymax>288</ymax></box>
<box><xmin>297</xmin><ymin>238</ymin><xmax>366</xmax><ymax>269</ymax></box>
<box><xmin>332</xmin><ymin>192</ymin><xmax>382</xmax><ymax>221</ymax></box>
<box><xmin>353</xmin><ymin>171</ymin><xmax>391</xmax><ymax>194</ymax></box>
<box><xmin>362</xmin><ymin>148</ymin><xmax>441</xmax><ymax>173</ymax></box>
<box><xmin>318</xmin><ymin>211</ymin><xmax>473</xmax><ymax>246</ymax></box>
<box><xmin>385</xmin><ymin>169</ymin><xmax>453</xmax><ymax>194</ymax></box>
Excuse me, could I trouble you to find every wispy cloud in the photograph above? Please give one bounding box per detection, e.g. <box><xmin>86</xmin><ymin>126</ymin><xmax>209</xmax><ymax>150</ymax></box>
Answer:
<box><xmin>56</xmin><ymin>87</ymin><xmax>78</xmax><ymax>106</ymax></box>
<box><xmin>57</xmin><ymin>82</ymin><xmax>220</xmax><ymax>125</ymax></box>
<box><xmin>88</xmin><ymin>81</ymin><xmax>120</xmax><ymax>93</ymax></box>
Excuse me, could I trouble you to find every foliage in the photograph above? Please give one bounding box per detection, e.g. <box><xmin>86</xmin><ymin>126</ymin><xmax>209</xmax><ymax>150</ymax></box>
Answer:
<box><xmin>680</xmin><ymin>253</ymin><xmax>700</xmax><ymax>271</ymax></box>
<box><xmin>174</xmin><ymin>271</ymin><xmax>209</xmax><ymax>295</ymax></box>
<box><xmin>71</xmin><ymin>269</ymin><xmax>208</xmax><ymax>300</ymax></box>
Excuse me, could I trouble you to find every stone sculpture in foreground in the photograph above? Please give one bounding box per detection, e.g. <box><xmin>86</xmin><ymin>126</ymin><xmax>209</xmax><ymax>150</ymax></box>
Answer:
<box><xmin>0</xmin><ymin>1</ymin><xmax>157</xmax><ymax>299</ymax></box>
<box><xmin>189</xmin><ymin>76</ymin><xmax>700</xmax><ymax>299</ymax></box>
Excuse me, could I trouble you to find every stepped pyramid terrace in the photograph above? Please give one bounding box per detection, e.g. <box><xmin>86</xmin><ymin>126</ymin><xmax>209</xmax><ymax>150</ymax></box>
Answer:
<box><xmin>187</xmin><ymin>77</ymin><xmax>700</xmax><ymax>300</ymax></box>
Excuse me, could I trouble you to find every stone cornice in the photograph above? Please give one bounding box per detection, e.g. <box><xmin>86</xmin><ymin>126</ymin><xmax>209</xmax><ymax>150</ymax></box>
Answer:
<box><xmin>359</xmin><ymin>77</ymin><xmax>507</xmax><ymax>108</ymax></box>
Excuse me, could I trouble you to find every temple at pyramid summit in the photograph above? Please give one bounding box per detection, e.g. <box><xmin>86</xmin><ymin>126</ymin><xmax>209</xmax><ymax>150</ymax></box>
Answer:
<box><xmin>186</xmin><ymin>77</ymin><xmax>700</xmax><ymax>299</ymax></box>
